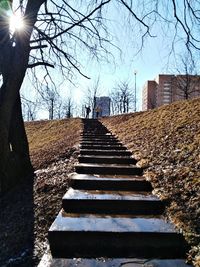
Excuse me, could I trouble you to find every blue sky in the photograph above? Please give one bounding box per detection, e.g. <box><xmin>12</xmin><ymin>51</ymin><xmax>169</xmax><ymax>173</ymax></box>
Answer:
<box><xmin>61</xmin><ymin>0</ymin><xmax>189</xmax><ymax>113</ymax></box>
<box><xmin>68</xmin><ymin>7</ymin><xmax>172</xmax><ymax>112</ymax></box>
<box><xmin>21</xmin><ymin>0</ymin><xmax>197</xmax><ymax>118</ymax></box>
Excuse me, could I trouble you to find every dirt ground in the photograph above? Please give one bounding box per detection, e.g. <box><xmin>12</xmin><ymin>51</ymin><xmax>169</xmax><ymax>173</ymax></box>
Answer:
<box><xmin>0</xmin><ymin>150</ymin><xmax>79</xmax><ymax>267</ymax></box>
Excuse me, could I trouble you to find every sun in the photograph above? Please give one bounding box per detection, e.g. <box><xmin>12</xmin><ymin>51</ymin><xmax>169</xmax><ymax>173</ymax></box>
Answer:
<box><xmin>9</xmin><ymin>13</ymin><xmax>24</xmax><ymax>33</ymax></box>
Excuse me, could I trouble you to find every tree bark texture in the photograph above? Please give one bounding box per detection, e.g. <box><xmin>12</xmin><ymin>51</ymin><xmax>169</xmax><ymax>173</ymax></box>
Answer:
<box><xmin>0</xmin><ymin>0</ymin><xmax>45</xmax><ymax>194</ymax></box>
<box><xmin>0</xmin><ymin>50</ymin><xmax>32</xmax><ymax>193</ymax></box>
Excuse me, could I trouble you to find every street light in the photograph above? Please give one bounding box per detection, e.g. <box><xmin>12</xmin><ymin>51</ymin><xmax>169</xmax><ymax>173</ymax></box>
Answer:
<box><xmin>134</xmin><ymin>70</ymin><xmax>137</xmax><ymax>112</ymax></box>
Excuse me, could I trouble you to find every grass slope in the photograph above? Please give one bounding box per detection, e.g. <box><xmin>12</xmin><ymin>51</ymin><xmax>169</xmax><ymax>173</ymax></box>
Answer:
<box><xmin>26</xmin><ymin>118</ymin><xmax>82</xmax><ymax>169</ymax></box>
<box><xmin>101</xmin><ymin>98</ymin><xmax>200</xmax><ymax>266</ymax></box>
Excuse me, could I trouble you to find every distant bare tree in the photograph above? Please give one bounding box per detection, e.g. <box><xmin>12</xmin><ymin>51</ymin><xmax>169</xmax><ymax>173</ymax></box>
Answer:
<box><xmin>63</xmin><ymin>95</ymin><xmax>75</xmax><ymax>118</ymax></box>
<box><xmin>21</xmin><ymin>96</ymin><xmax>38</xmax><ymax>121</ymax></box>
<box><xmin>85</xmin><ymin>77</ymin><xmax>101</xmax><ymax>118</ymax></box>
<box><xmin>40</xmin><ymin>86</ymin><xmax>61</xmax><ymax>120</ymax></box>
<box><xmin>54</xmin><ymin>98</ymin><xmax>63</xmax><ymax>119</ymax></box>
<box><xmin>110</xmin><ymin>90</ymin><xmax>121</xmax><ymax>115</ymax></box>
<box><xmin>110</xmin><ymin>81</ymin><xmax>134</xmax><ymax>114</ymax></box>
<box><xmin>174</xmin><ymin>53</ymin><xmax>200</xmax><ymax>99</ymax></box>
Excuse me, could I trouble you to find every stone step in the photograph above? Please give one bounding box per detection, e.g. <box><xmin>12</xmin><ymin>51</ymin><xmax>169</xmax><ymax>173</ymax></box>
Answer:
<box><xmin>70</xmin><ymin>174</ymin><xmax>152</xmax><ymax>191</ymax></box>
<box><xmin>78</xmin><ymin>155</ymin><xmax>137</xmax><ymax>165</ymax></box>
<box><xmin>80</xmin><ymin>135</ymin><xmax>118</xmax><ymax>142</ymax></box>
<box><xmin>62</xmin><ymin>188</ymin><xmax>165</xmax><ymax>215</ymax></box>
<box><xmin>80</xmin><ymin>149</ymin><xmax>132</xmax><ymax>156</ymax></box>
<box><xmin>39</xmin><ymin>256</ymin><xmax>192</xmax><ymax>267</ymax></box>
<box><xmin>81</xmin><ymin>131</ymin><xmax>108</xmax><ymax>138</ymax></box>
<box><xmin>81</xmin><ymin>133</ymin><xmax>113</xmax><ymax>137</ymax></box>
<box><xmin>80</xmin><ymin>142</ymin><xmax>123</xmax><ymax>147</ymax></box>
<box><xmin>48</xmin><ymin>211</ymin><xmax>188</xmax><ymax>258</ymax></box>
<box><xmin>76</xmin><ymin>163</ymin><xmax>143</xmax><ymax>175</ymax></box>
<box><xmin>80</xmin><ymin>140</ymin><xmax>121</xmax><ymax>145</ymax></box>
<box><xmin>82</xmin><ymin>131</ymin><xmax>109</xmax><ymax>135</ymax></box>
<box><xmin>80</xmin><ymin>144</ymin><xmax>127</xmax><ymax>150</ymax></box>
<box><xmin>81</xmin><ymin>139</ymin><xmax>118</xmax><ymax>144</ymax></box>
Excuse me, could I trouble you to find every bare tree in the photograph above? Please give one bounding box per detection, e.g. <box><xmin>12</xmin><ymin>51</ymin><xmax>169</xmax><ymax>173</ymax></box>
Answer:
<box><xmin>1</xmin><ymin>0</ymin><xmax>200</xmax><ymax>192</ymax></box>
<box><xmin>173</xmin><ymin>53</ymin><xmax>200</xmax><ymax>99</ymax></box>
<box><xmin>110</xmin><ymin>90</ymin><xmax>121</xmax><ymax>115</ymax></box>
<box><xmin>85</xmin><ymin>77</ymin><xmax>101</xmax><ymax>118</ymax></box>
<box><xmin>39</xmin><ymin>85</ymin><xmax>61</xmax><ymax>120</ymax></box>
<box><xmin>110</xmin><ymin>81</ymin><xmax>134</xmax><ymax>114</ymax></box>
<box><xmin>63</xmin><ymin>95</ymin><xmax>75</xmax><ymax>118</ymax></box>
<box><xmin>21</xmin><ymin>96</ymin><xmax>38</xmax><ymax>121</ymax></box>
<box><xmin>0</xmin><ymin>0</ymin><xmax>113</xmax><ymax>192</ymax></box>
<box><xmin>54</xmin><ymin>97</ymin><xmax>63</xmax><ymax>119</ymax></box>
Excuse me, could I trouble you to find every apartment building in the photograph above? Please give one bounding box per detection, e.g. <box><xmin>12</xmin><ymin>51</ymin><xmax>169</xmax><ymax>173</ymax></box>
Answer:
<box><xmin>142</xmin><ymin>74</ymin><xmax>200</xmax><ymax>110</ymax></box>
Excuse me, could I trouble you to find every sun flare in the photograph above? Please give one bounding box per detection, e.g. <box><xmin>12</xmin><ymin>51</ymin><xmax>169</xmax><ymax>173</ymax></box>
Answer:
<box><xmin>9</xmin><ymin>13</ymin><xmax>24</xmax><ymax>33</ymax></box>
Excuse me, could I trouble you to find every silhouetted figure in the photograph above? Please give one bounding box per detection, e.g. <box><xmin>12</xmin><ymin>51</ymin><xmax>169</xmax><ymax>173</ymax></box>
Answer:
<box><xmin>95</xmin><ymin>106</ymin><xmax>101</xmax><ymax>118</ymax></box>
<box><xmin>85</xmin><ymin>106</ymin><xmax>91</xmax><ymax>118</ymax></box>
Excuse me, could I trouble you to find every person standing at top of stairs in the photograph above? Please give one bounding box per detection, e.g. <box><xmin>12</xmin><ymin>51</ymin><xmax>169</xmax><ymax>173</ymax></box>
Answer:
<box><xmin>95</xmin><ymin>106</ymin><xmax>102</xmax><ymax>118</ymax></box>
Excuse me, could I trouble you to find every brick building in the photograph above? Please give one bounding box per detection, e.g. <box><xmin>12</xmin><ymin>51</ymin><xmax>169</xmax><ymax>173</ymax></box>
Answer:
<box><xmin>142</xmin><ymin>74</ymin><xmax>200</xmax><ymax>110</ymax></box>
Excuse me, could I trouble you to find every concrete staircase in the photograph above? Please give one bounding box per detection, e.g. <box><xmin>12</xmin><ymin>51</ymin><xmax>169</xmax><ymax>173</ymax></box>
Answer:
<box><xmin>46</xmin><ymin>119</ymin><xmax>191</xmax><ymax>266</ymax></box>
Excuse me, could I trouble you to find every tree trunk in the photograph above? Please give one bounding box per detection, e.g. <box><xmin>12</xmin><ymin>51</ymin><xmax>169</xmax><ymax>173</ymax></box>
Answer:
<box><xmin>9</xmin><ymin>93</ymin><xmax>32</xmax><ymax>169</ymax></box>
<box><xmin>0</xmin><ymin>0</ymin><xmax>46</xmax><ymax>193</ymax></box>
<box><xmin>0</xmin><ymin>72</ymin><xmax>33</xmax><ymax>193</ymax></box>
<box><xmin>0</xmin><ymin>44</ymin><xmax>31</xmax><ymax>193</ymax></box>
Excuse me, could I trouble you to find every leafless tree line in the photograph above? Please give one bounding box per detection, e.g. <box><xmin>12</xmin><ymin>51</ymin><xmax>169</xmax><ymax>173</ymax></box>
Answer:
<box><xmin>83</xmin><ymin>78</ymin><xmax>136</xmax><ymax>117</ymax></box>
<box><xmin>110</xmin><ymin>81</ymin><xmax>136</xmax><ymax>114</ymax></box>
<box><xmin>21</xmin><ymin>88</ymin><xmax>76</xmax><ymax>121</ymax></box>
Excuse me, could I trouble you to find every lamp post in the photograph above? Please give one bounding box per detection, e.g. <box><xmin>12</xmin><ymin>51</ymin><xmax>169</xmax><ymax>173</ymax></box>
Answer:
<box><xmin>134</xmin><ymin>70</ymin><xmax>137</xmax><ymax>112</ymax></box>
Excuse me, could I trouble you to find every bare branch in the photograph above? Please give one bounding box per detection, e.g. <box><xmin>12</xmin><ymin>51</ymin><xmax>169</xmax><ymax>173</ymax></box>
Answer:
<box><xmin>28</xmin><ymin>62</ymin><xmax>54</xmax><ymax>68</ymax></box>
<box><xmin>119</xmin><ymin>0</ymin><xmax>156</xmax><ymax>38</ymax></box>
<box><xmin>30</xmin><ymin>44</ymin><xmax>48</xmax><ymax>50</ymax></box>
<box><xmin>49</xmin><ymin>0</ymin><xmax>111</xmax><ymax>40</ymax></box>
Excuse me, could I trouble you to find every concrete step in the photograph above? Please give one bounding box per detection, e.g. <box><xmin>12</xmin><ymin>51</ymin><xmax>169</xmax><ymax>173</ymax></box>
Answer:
<box><xmin>83</xmin><ymin>132</ymin><xmax>109</xmax><ymax>136</ymax></box>
<box><xmin>70</xmin><ymin>174</ymin><xmax>152</xmax><ymax>191</ymax></box>
<box><xmin>80</xmin><ymin>140</ymin><xmax>122</xmax><ymax>145</ymax></box>
<box><xmin>80</xmin><ymin>142</ymin><xmax>123</xmax><ymax>147</ymax></box>
<box><xmin>39</xmin><ymin>256</ymin><xmax>192</xmax><ymax>267</ymax></box>
<box><xmin>48</xmin><ymin>211</ymin><xmax>188</xmax><ymax>258</ymax></box>
<box><xmin>80</xmin><ymin>149</ymin><xmax>132</xmax><ymax>156</ymax></box>
<box><xmin>62</xmin><ymin>188</ymin><xmax>165</xmax><ymax>215</ymax></box>
<box><xmin>81</xmin><ymin>133</ymin><xmax>113</xmax><ymax>137</ymax></box>
<box><xmin>78</xmin><ymin>155</ymin><xmax>137</xmax><ymax>165</ymax></box>
<box><xmin>76</xmin><ymin>163</ymin><xmax>143</xmax><ymax>175</ymax></box>
<box><xmin>80</xmin><ymin>144</ymin><xmax>127</xmax><ymax>150</ymax></box>
<box><xmin>81</xmin><ymin>137</ymin><xmax>117</xmax><ymax>141</ymax></box>
<box><xmin>82</xmin><ymin>132</ymin><xmax>108</xmax><ymax>135</ymax></box>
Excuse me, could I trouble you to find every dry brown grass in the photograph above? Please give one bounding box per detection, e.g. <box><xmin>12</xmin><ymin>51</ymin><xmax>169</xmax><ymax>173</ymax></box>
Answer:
<box><xmin>25</xmin><ymin>118</ymin><xmax>82</xmax><ymax>169</ymax></box>
<box><xmin>102</xmin><ymin>98</ymin><xmax>200</xmax><ymax>266</ymax></box>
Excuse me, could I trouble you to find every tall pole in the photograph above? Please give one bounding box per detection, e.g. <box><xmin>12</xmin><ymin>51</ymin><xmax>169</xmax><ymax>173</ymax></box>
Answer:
<box><xmin>134</xmin><ymin>70</ymin><xmax>137</xmax><ymax>112</ymax></box>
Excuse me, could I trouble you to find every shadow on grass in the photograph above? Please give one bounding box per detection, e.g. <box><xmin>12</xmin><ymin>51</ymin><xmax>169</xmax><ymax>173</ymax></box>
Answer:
<box><xmin>0</xmin><ymin>172</ymin><xmax>35</xmax><ymax>267</ymax></box>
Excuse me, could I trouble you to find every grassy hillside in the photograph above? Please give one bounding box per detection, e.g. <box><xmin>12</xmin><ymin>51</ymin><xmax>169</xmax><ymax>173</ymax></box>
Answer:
<box><xmin>26</xmin><ymin>118</ymin><xmax>82</xmax><ymax>169</ymax></box>
<box><xmin>102</xmin><ymin>98</ymin><xmax>200</xmax><ymax>266</ymax></box>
